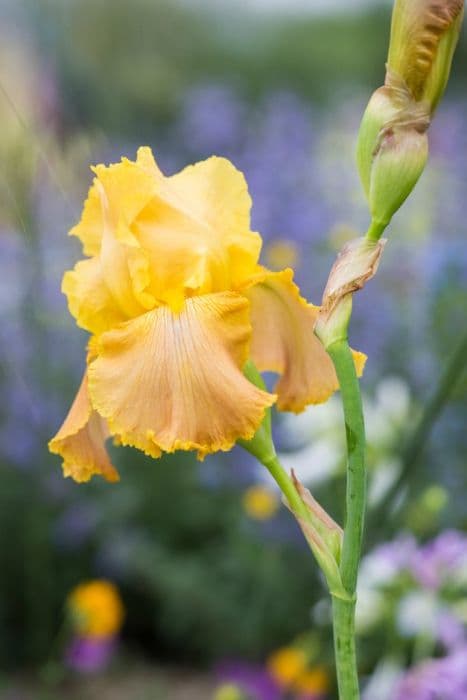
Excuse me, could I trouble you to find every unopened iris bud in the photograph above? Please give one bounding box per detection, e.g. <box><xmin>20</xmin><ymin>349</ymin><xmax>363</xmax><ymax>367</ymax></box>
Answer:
<box><xmin>388</xmin><ymin>0</ymin><xmax>464</xmax><ymax>111</ymax></box>
<box><xmin>357</xmin><ymin>0</ymin><xmax>463</xmax><ymax>239</ymax></box>
<box><xmin>357</xmin><ymin>85</ymin><xmax>429</xmax><ymax>239</ymax></box>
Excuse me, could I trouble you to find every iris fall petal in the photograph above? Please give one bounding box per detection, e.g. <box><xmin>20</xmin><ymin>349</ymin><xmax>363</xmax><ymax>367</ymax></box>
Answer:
<box><xmin>88</xmin><ymin>292</ymin><xmax>275</xmax><ymax>459</ymax></box>
<box><xmin>246</xmin><ymin>269</ymin><xmax>366</xmax><ymax>412</ymax></box>
<box><xmin>48</xmin><ymin>374</ymin><xmax>119</xmax><ymax>483</ymax></box>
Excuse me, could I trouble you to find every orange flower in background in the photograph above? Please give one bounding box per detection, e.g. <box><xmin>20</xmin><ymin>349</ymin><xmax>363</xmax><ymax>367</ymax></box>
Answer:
<box><xmin>67</xmin><ymin>580</ymin><xmax>124</xmax><ymax>638</ymax></box>
<box><xmin>49</xmin><ymin>148</ymin><xmax>365</xmax><ymax>482</ymax></box>
<box><xmin>294</xmin><ymin>667</ymin><xmax>330</xmax><ymax>696</ymax></box>
<box><xmin>268</xmin><ymin>646</ymin><xmax>330</xmax><ymax>697</ymax></box>
<box><xmin>267</xmin><ymin>646</ymin><xmax>308</xmax><ymax>688</ymax></box>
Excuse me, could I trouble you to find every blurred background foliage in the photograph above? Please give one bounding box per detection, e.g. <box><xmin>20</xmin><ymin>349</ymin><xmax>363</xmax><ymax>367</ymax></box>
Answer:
<box><xmin>0</xmin><ymin>0</ymin><xmax>466</xmax><ymax>698</ymax></box>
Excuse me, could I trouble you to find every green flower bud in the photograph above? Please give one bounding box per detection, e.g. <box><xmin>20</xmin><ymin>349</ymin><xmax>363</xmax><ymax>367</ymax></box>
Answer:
<box><xmin>388</xmin><ymin>0</ymin><xmax>464</xmax><ymax>112</ymax></box>
<box><xmin>358</xmin><ymin>84</ymin><xmax>430</xmax><ymax>237</ymax></box>
<box><xmin>357</xmin><ymin>0</ymin><xmax>463</xmax><ymax>239</ymax></box>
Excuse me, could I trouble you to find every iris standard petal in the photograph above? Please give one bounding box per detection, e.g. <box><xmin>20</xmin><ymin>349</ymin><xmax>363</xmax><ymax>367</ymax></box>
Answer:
<box><xmin>62</xmin><ymin>257</ymin><xmax>127</xmax><ymax>335</ymax></box>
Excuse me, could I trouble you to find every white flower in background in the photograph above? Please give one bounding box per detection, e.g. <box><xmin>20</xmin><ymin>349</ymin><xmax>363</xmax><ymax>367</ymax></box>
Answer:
<box><xmin>375</xmin><ymin>377</ymin><xmax>411</xmax><ymax>423</ymax></box>
<box><xmin>276</xmin><ymin>376</ymin><xmax>414</xmax><ymax>491</ymax></box>
<box><xmin>278</xmin><ymin>437</ymin><xmax>343</xmax><ymax>487</ymax></box>
<box><xmin>365</xmin><ymin>377</ymin><xmax>412</xmax><ymax>447</ymax></box>
<box><xmin>396</xmin><ymin>591</ymin><xmax>440</xmax><ymax>639</ymax></box>
<box><xmin>278</xmin><ymin>396</ymin><xmax>343</xmax><ymax>448</ymax></box>
<box><xmin>355</xmin><ymin>589</ymin><xmax>386</xmax><ymax>632</ymax></box>
<box><xmin>356</xmin><ymin>536</ymin><xmax>417</xmax><ymax>632</ymax></box>
<box><xmin>362</xmin><ymin>658</ymin><xmax>403</xmax><ymax>700</ymax></box>
<box><xmin>368</xmin><ymin>458</ymin><xmax>401</xmax><ymax>507</ymax></box>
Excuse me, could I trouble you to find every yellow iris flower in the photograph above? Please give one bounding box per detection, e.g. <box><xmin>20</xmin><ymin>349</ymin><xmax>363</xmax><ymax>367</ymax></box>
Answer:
<box><xmin>49</xmin><ymin>147</ymin><xmax>365</xmax><ymax>483</ymax></box>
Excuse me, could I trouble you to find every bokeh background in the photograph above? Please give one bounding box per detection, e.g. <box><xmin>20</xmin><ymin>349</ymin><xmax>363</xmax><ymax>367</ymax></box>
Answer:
<box><xmin>1</xmin><ymin>0</ymin><xmax>466</xmax><ymax>698</ymax></box>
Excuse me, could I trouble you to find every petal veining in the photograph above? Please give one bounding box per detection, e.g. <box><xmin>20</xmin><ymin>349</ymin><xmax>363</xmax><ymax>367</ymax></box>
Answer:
<box><xmin>88</xmin><ymin>292</ymin><xmax>275</xmax><ymax>459</ymax></box>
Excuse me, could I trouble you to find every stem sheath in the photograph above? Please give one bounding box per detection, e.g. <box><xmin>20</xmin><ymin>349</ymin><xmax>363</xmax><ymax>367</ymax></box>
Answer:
<box><xmin>262</xmin><ymin>454</ymin><xmax>310</xmax><ymax>521</ymax></box>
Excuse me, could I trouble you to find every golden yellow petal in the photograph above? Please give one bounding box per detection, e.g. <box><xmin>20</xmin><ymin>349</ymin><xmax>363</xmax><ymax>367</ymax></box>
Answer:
<box><xmin>132</xmin><ymin>194</ymin><xmax>230</xmax><ymax>311</ymax></box>
<box><xmin>135</xmin><ymin>145</ymin><xmax>165</xmax><ymax>178</ymax></box>
<box><xmin>96</xmin><ymin>180</ymin><xmax>157</xmax><ymax>316</ymax></box>
<box><xmin>88</xmin><ymin>292</ymin><xmax>275</xmax><ymax>459</ymax></box>
<box><xmin>62</xmin><ymin>257</ymin><xmax>127</xmax><ymax>335</ymax></box>
<box><xmin>68</xmin><ymin>149</ymin><xmax>262</xmax><ymax>314</ymax></box>
<box><xmin>69</xmin><ymin>183</ymin><xmax>103</xmax><ymax>257</ymax></box>
<box><xmin>91</xmin><ymin>156</ymin><xmax>159</xmax><ymax>245</ymax></box>
<box><xmin>48</xmin><ymin>374</ymin><xmax>119</xmax><ymax>483</ymax></box>
<box><xmin>164</xmin><ymin>156</ymin><xmax>261</xmax><ymax>287</ymax></box>
<box><xmin>130</xmin><ymin>155</ymin><xmax>263</xmax><ymax>309</ymax></box>
<box><xmin>246</xmin><ymin>268</ymin><xmax>366</xmax><ymax>413</ymax></box>
<box><xmin>69</xmin><ymin>148</ymin><xmax>160</xmax><ymax>257</ymax></box>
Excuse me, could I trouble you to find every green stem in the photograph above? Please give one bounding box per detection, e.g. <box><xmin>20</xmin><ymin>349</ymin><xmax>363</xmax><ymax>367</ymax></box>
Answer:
<box><xmin>332</xmin><ymin>598</ymin><xmax>360</xmax><ymax>700</ymax></box>
<box><xmin>327</xmin><ymin>338</ymin><xmax>367</xmax><ymax>700</ymax></box>
<box><xmin>262</xmin><ymin>454</ymin><xmax>310</xmax><ymax>521</ymax></box>
<box><xmin>327</xmin><ymin>341</ymin><xmax>366</xmax><ymax>594</ymax></box>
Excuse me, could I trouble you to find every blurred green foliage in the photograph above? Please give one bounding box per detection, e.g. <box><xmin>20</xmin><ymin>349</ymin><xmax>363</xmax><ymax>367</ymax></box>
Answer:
<box><xmin>0</xmin><ymin>449</ymin><xmax>322</xmax><ymax>669</ymax></box>
<box><xmin>24</xmin><ymin>0</ymin><xmax>467</xmax><ymax>136</ymax></box>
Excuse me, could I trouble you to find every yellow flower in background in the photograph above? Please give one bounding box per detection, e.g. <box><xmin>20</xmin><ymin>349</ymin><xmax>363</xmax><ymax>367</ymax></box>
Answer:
<box><xmin>67</xmin><ymin>580</ymin><xmax>124</xmax><ymax>638</ymax></box>
<box><xmin>264</xmin><ymin>239</ymin><xmax>299</xmax><ymax>270</ymax></box>
<box><xmin>294</xmin><ymin>666</ymin><xmax>330</xmax><ymax>695</ymax></box>
<box><xmin>267</xmin><ymin>646</ymin><xmax>308</xmax><ymax>688</ymax></box>
<box><xmin>242</xmin><ymin>485</ymin><xmax>279</xmax><ymax>520</ymax></box>
<box><xmin>49</xmin><ymin>147</ymin><xmax>365</xmax><ymax>482</ymax></box>
<box><xmin>213</xmin><ymin>684</ymin><xmax>245</xmax><ymax>700</ymax></box>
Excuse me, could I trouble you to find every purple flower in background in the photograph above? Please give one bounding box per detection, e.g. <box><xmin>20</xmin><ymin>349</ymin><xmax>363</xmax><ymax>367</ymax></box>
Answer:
<box><xmin>410</xmin><ymin>530</ymin><xmax>467</xmax><ymax>591</ymax></box>
<box><xmin>217</xmin><ymin>660</ymin><xmax>282</xmax><ymax>700</ymax></box>
<box><xmin>436</xmin><ymin>611</ymin><xmax>466</xmax><ymax>652</ymax></box>
<box><xmin>177</xmin><ymin>84</ymin><xmax>247</xmax><ymax>157</ymax></box>
<box><xmin>65</xmin><ymin>635</ymin><xmax>116</xmax><ymax>673</ymax></box>
<box><xmin>395</xmin><ymin>646</ymin><xmax>467</xmax><ymax>700</ymax></box>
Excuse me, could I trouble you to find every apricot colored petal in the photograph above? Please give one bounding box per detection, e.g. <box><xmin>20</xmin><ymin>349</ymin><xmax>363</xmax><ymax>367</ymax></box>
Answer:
<box><xmin>62</xmin><ymin>257</ymin><xmax>126</xmax><ymax>335</ymax></box>
<box><xmin>88</xmin><ymin>292</ymin><xmax>275</xmax><ymax>459</ymax></box>
<box><xmin>246</xmin><ymin>269</ymin><xmax>366</xmax><ymax>412</ymax></box>
<box><xmin>48</xmin><ymin>374</ymin><xmax>119</xmax><ymax>483</ymax></box>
